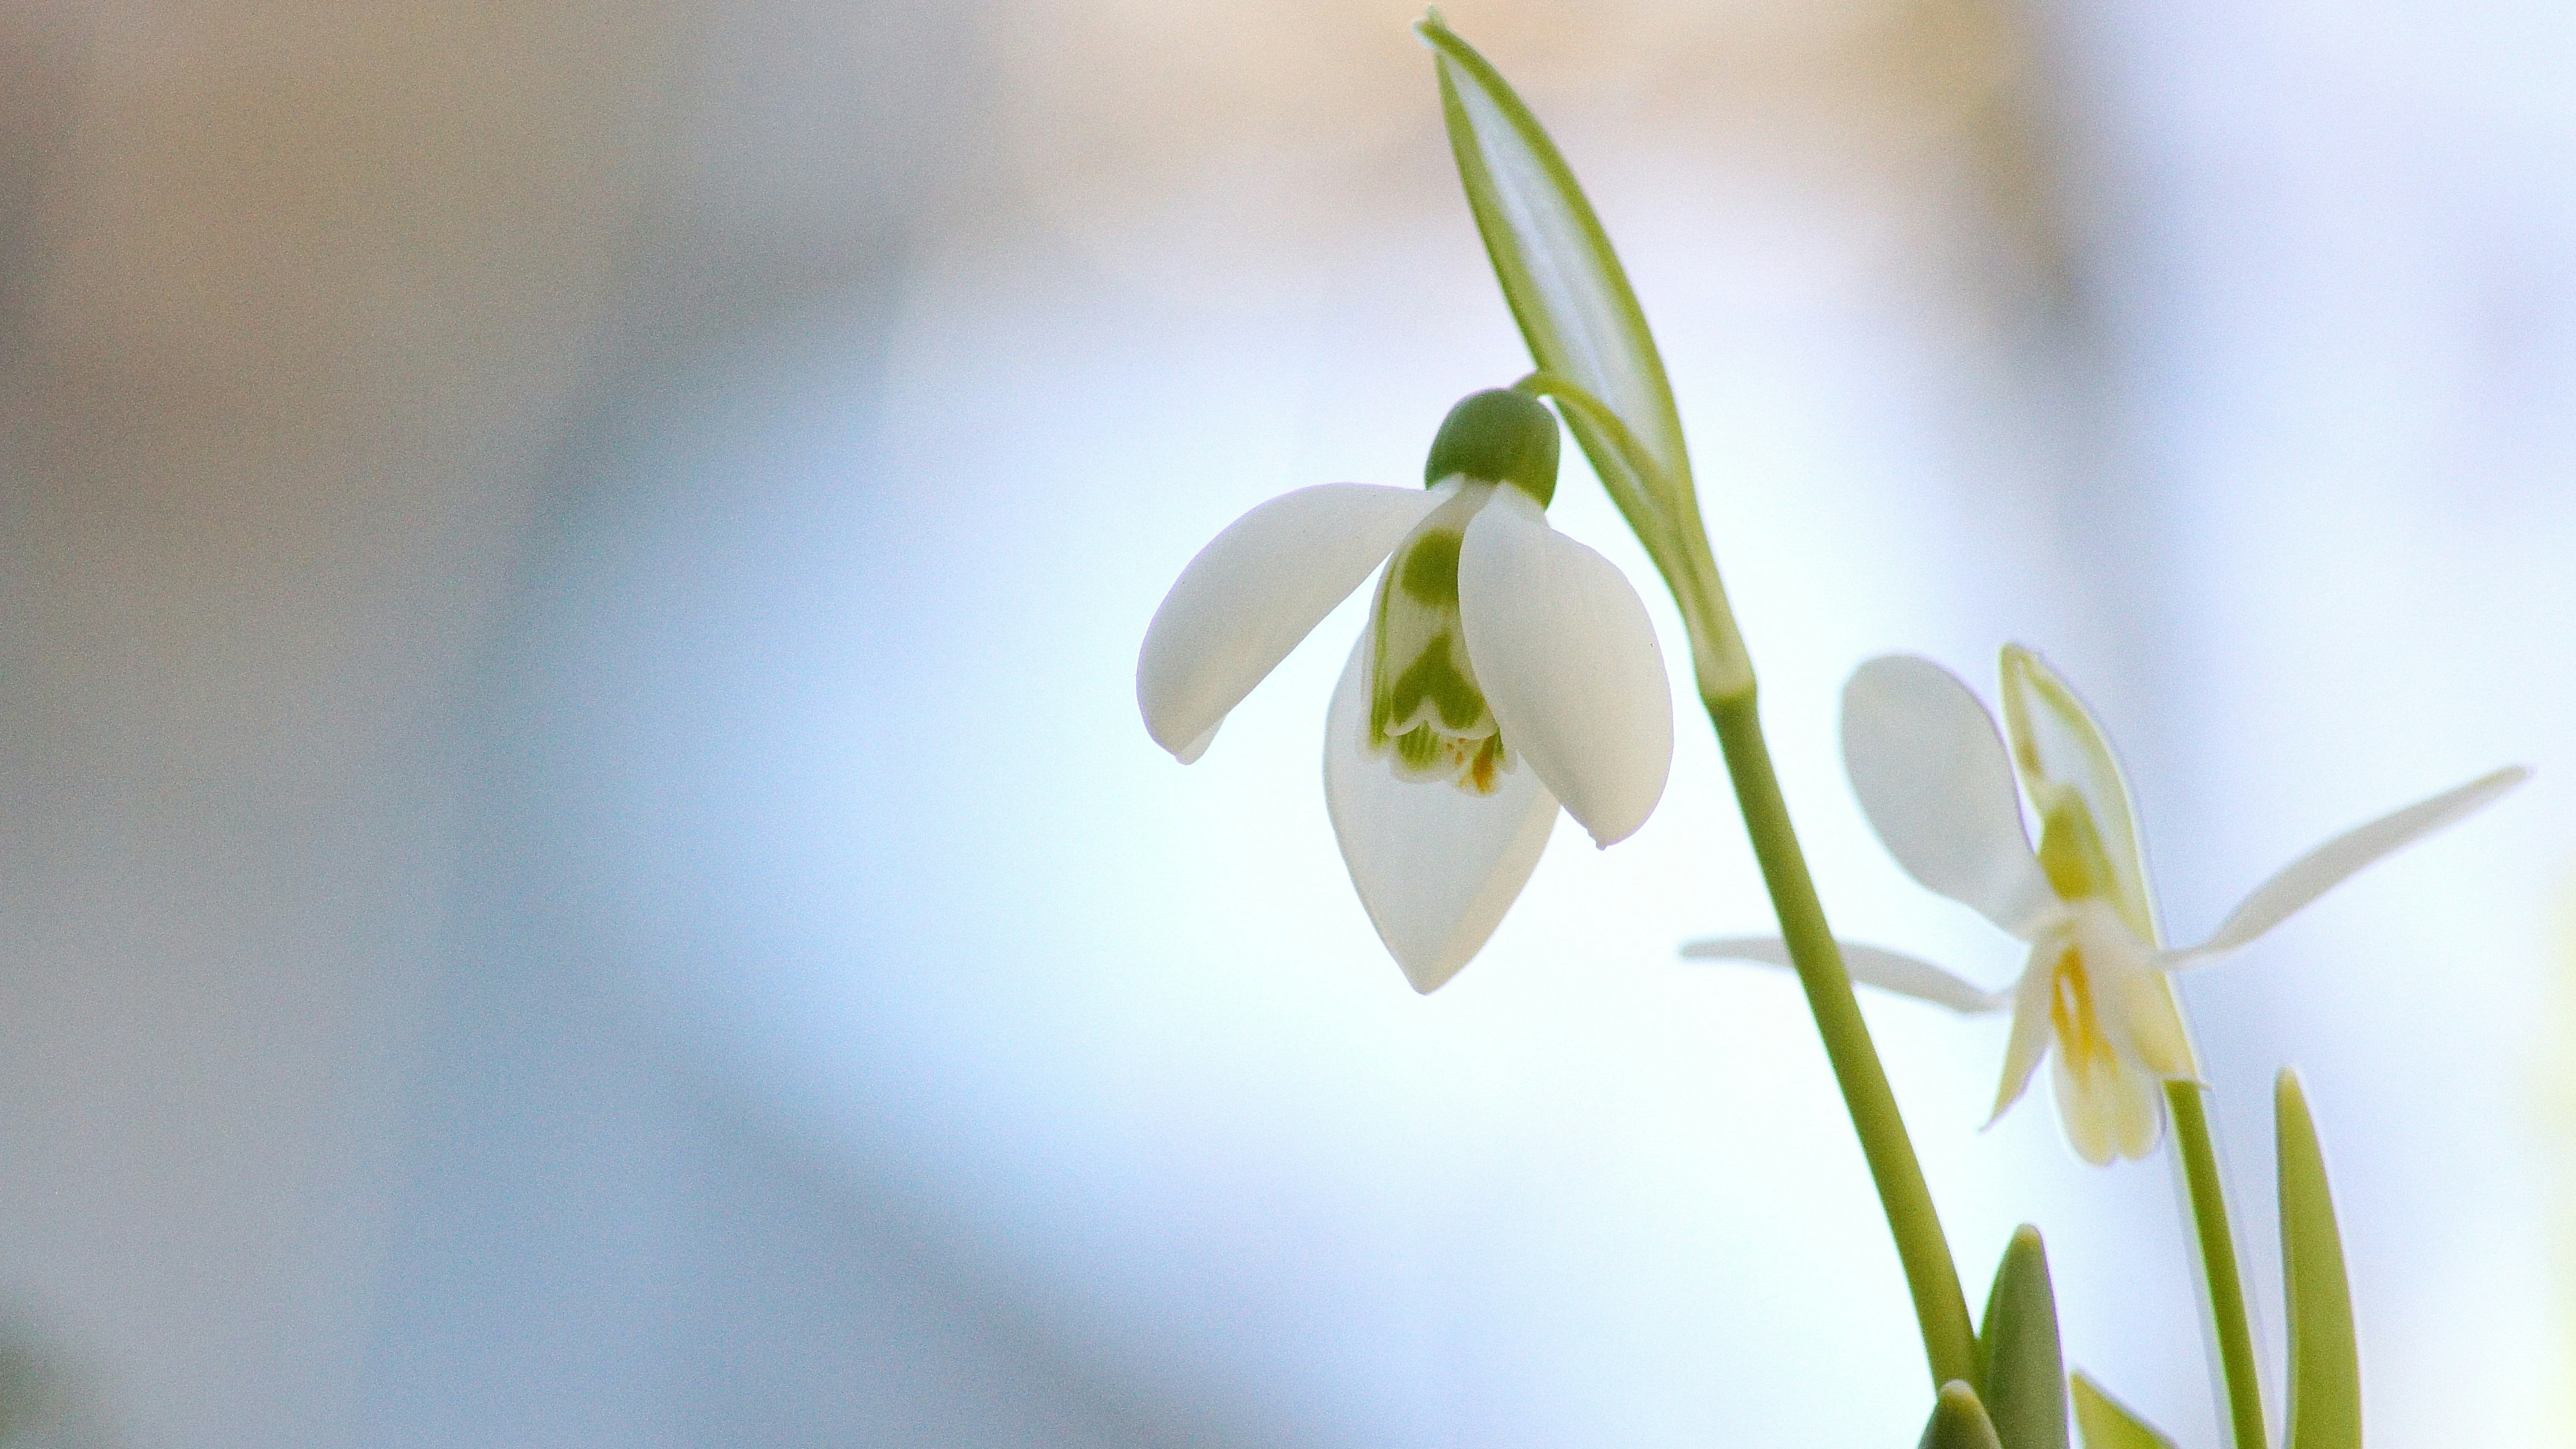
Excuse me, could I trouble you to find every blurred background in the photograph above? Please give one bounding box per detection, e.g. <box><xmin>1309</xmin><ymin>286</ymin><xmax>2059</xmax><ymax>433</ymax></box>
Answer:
<box><xmin>2</xmin><ymin>0</ymin><xmax>2572</xmax><ymax>1444</ymax></box>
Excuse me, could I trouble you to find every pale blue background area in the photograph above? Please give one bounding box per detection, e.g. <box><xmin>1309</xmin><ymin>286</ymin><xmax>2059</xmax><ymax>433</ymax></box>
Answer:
<box><xmin>1</xmin><ymin>1</ymin><xmax>2570</xmax><ymax>1446</ymax></box>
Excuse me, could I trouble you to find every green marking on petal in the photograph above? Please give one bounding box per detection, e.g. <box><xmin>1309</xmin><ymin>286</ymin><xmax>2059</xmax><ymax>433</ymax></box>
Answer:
<box><xmin>1399</xmin><ymin>529</ymin><xmax>1464</xmax><ymax>605</ymax></box>
<box><xmin>1395</xmin><ymin>724</ymin><xmax>1443</xmax><ymax>771</ymax></box>
<box><xmin>2035</xmin><ymin>796</ymin><xmax>2118</xmax><ymax>905</ymax></box>
<box><xmin>1389</xmin><ymin>633</ymin><xmax>1485</xmax><ymax>731</ymax></box>
<box><xmin>1364</xmin><ymin>486</ymin><xmax>1515</xmax><ymax>795</ymax></box>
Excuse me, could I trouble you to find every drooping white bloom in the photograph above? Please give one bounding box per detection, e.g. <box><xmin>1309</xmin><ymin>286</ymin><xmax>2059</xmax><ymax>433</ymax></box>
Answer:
<box><xmin>1139</xmin><ymin>390</ymin><xmax>1674</xmax><ymax>993</ymax></box>
<box><xmin>1686</xmin><ymin>647</ymin><xmax>2524</xmax><ymax>1164</ymax></box>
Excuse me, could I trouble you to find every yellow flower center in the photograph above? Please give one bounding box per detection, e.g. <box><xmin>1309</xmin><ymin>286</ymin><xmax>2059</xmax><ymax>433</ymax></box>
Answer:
<box><xmin>2047</xmin><ymin>941</ymin><xmax>2116</xmax><ymax>1075</ymax></box>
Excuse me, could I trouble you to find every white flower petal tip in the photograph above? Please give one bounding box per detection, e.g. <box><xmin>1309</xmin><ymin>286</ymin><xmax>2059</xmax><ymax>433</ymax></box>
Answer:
<box><xmin>1324</xmin><ymin>635</ymin><xmax>1559</xmax><ymax>993</ymax></box>
<box><xmin>1981</xmin><ymin>946</ymin><xmax>2058</xmax><ymax>1129</ymax></box>
<box><xmin>1841</xmin><ymin>655</ymin><xmax>2058</xmax><ymax>936</ymax></box>
<box><xmin>2051</xmin><ymin>1054</ymin><xmax>2165</xmax><ymax>1166</ymax></box>
<box><xmin>1456</xmin><ymin>488</ymin><xmax>1673</xmax><ymax>847</ymax></box>
<box><xmin>1680</xmin><ymin>936</ymin><xmax>2006</xmax><ymax>1014</ymax></box>
<box><xmin>1173</xmin><ymin>722</ymin><xmax>1219</xmax><ymax>765</ymax></box>
<box><xmin>2174</xmin><ymin>762</ymin><xmax>2534</xmax><ymax>966</ymax></box>
<box><xmin>1138</xmin><ymin>482</ymin><xmax>1448</xmax><ymax>761</ymax></box>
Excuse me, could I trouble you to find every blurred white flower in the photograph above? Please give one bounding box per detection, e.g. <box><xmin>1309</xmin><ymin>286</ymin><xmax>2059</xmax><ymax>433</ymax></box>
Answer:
<box><xmin>1688</xmin><ymin>647</ymin><xmax>2523</xmax><ymax>1164</ymax></box>
<box><xmin>1139</xmin><ymin>390</ymin><xmax>1674</xmax><ymax>992</ymax></box>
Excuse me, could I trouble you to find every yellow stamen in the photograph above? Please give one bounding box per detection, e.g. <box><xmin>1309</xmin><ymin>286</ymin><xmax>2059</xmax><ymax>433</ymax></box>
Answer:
<box><xmin>2049</xmin><ymin>944</ymin><xmax>2115</xmax><ymax>1073</ymax></box>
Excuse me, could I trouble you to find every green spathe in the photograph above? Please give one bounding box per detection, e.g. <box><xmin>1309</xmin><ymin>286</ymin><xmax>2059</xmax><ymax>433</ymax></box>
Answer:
<box><xmin>1425</xmin><ymin>388</ymin><xmax>1558</xmax><ymax>505</ymax></box>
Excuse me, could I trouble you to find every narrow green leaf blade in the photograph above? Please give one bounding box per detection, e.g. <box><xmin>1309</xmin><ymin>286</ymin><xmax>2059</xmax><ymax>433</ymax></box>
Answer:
<box><xmin>1921</xmin><ymin>1381</ymin><xmax>2007</xmax><ymax>1449</ymax></box>
<box><xmin>2069</xmin><ymin>1373</ymin><xmax>2179</xmax><ymax>1449</ymax></box>
<box><xmin>1417</xmin><ymin>13</ymin><xmax>1688</xmax><ymax>512</ymax></box>
<box><xmin>2277</xmin><ymin>1070</ymin><xmax>2361</xmax><ymax>1449</ymax></box>
<box><xmin>1976</xmin><ymin>1226</ymin><xmax>2069</xmax><ymax>1449</ymax></box>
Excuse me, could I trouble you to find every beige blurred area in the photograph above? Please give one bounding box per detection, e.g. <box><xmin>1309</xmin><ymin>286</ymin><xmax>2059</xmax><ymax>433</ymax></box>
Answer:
<box><xmin>997</xmin><ymin>0</ymin><xmax>2076</xmax><ymax>313</ymax></box>
<box><xmin>0</xmin><ymin>1</ymin><xmax>2100</xmax><ymax>1446</ymax></box>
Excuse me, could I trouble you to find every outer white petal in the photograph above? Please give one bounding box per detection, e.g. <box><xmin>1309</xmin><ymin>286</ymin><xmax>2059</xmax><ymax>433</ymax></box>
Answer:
<box><xmin>1324</xmin><ymin>633</ymin><xmax>1560</xmax><ymax>993</ymax></box>
<box><xmin>1455</xmin><ymin>488</ymin><xmax>1672</xmax><ymax>847</ymax></box>
<box><xmin>2050</xmin><ymin>1051</ymin><xmax>2164</xmax><ymax>1166</ymax></box>
<box><xmin>1679</xmin><ymin>936</ymin><xmax>2006</xmax><ymax>1014</ymax></box>
<box><xmin>2170</xmin><ymin>765</ymin><xmax>2530</xmax><ymax>967</ymax></box>
<box><xmin>1842</xmin><ymin>656</ymin><xmax>2060</xmax><ymax>938</ymax></box>
<box><xmin>1986</xmin><ymin>943</ymin><xmax>2059</xmax><ymax>1126</ymax></box>
<box><xmin>1138</xmin><ymin>483</ymin><xmax>1448</xmax><ymax>761</ymax></box>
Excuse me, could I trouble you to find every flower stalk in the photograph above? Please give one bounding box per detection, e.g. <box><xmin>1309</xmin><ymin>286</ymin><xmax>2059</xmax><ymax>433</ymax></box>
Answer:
<box><xmin>1520</xmin><ymin>368</ymin><xmax>1975</xmax><ymax>1388</ymax></box>
<box><xmin>1521</xmin><ymin>366</ymin><xmax>1976</xmax><ymax>1386</ymax></box>
<box><xmin>2169</xmin><ymin>1079</ymin><xmax>2269</xmax><ymax>1449</ymax></box>
<box><xmin>1707</xmin><ymin>685</ymin><xmax>1980</xmax><ymax>1388</ymax></box>
<box><xmin>1509</xmin><ymin>372</ymin><xmax>1750</xmax><ymax>700</ymax></box>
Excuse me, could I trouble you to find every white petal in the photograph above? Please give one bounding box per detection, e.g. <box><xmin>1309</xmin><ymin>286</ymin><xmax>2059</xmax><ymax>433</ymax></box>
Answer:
<box><xmin>1997</xmin><ymin>645</ymin><xmax>2163</xmax><ymax>945</ymax></box>
<box><xmin>1680</xmin><ymin>936</ymin><xmax>2006</xmax><ymax>1014</ymax></box>
<box><xmin>2050</xmin><ymin>1050</ymin><xmax>2164</xmax><ymax>1166</ymax></box>
<box><xmin>1324</xmin><ymin>633</ymin><xmax>1560</xmax><ymax>992</ymax></box>
<box><xmin>2172</xmin><ymin>765</ymin><xmax>2529</xmax><ymax>966</ymax></box>
<box><xmin>1986</xmin><ymin>943</ymin><xmax>2059</xmax><ymax>1126</ymax></box>
<box><xmin>1841</xmin><ymin>656</ymin><xmax>2059</xmax><ymax>938</ymax></box>
<box><xmin>1138</xmin><ymin>483</ymin><xmax>1448</xmax><ymax>760</ymax></box>
<box><xmin>1454</xmin><ymin>488</ymin><xmax>1672</xmax><ymax>846</ymax></box>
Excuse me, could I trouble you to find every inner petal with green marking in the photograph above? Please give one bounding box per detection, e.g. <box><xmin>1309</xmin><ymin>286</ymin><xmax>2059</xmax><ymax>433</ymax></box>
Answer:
<box><xmin>1366</xmin><ymin>486</ymin><xmax>1512</xmax><ymax>794</ymax></box>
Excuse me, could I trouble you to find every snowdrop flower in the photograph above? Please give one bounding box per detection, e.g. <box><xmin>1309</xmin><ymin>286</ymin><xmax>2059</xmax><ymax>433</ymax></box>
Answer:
<box><xmin>1686</xmin><ymin>647</ymin><xmax>2524</xmax><ymax>1164</ymax></box>
<box><xmin>1139</xmin><ymin>389</ymin><xmax>1674</xmax><ymax>993</ymax></box>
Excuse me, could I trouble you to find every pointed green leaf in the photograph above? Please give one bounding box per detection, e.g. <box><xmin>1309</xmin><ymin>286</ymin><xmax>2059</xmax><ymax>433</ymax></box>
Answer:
<box><xmin>1416</xmin><ymin>13</ymin><xmax>1688</xmax><ymax>527</ymax></box>
<box><xmin>2069</xmin><ymin>1373</ymin><xmax>2179</xmax><ymax>1449</ymax></box>
<box><xmin>2277</xmin><ymin>1070</ymin><xmax>2361</xmax><ymax>1449</ymax></box>
<box><xmin>2167</xmin><ymin>1079</ymin><xmax>2269</xmax><ymax>1449</ymax></box>
<box><xmin>1921</xmin><ymin>1381</ymin><xmax>2007</xmax><ymax>1449</ymax></box>
<box><xmin>1976</xmin><ymin>1226</ymin><xmax>2069</xmax><ymax>1449</ymax></box>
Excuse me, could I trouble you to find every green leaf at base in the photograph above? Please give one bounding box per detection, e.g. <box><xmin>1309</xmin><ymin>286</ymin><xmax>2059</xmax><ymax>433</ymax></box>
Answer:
<box><xmin>1976</xmin><ymin>1226</ymin><xmax>2069</xmax><ymax>1449</ymax></box>
<box><xmin>2069</xmin><ymin>1373</ymin><xmax>2178</xmax><ymax>1449</ymax></box>
<box><xmin>1922</xmin><ymin>1381</ymin><xmax>2007</xmax><ymax>1449</ymax></box>
<box><xmin>2277</xmin><ymin>1069</ymin><xmax>2361</xmax><ymax>1449</ymax></box>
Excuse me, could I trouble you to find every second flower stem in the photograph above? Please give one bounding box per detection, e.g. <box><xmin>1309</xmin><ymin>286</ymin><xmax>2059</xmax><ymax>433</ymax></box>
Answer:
<box><xmin>1705</xmin><ymin>686</ymin><xmax>1978</xmax><ymax>1391</ymax></box>
<box><xmin>2167</xmin><ymin>1079</ymin><xmax>2269</xmax><ymax>1449</ymax></box>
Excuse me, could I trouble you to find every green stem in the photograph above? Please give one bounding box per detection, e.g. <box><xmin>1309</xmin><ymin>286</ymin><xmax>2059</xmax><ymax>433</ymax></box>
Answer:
<box><xmin>1510</xmin><ymin>371</ymin><xmax>1752</xmax><ymax>695</ymax></box>
<box><xmin>2167</xmin><ymin>1079</ymin><xmax>2268</xmax><ymax>1449</ymax></box>
<box><xmin>1706</xmin><ymin>687</ymin><xmax>1978</xmax><ymax>1389</ymax></box>
<box><xmin>1517</xmin><ymin>366</ymin><xmax>1963</xmax><ymax>1383</ymax></box>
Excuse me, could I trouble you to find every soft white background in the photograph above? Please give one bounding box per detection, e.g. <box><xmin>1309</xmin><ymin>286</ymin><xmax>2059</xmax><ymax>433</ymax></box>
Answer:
<box><xmin>1</xmin><ymin>0</ymin><xmax>2570</xmax><ymax>1445</ymax></box>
